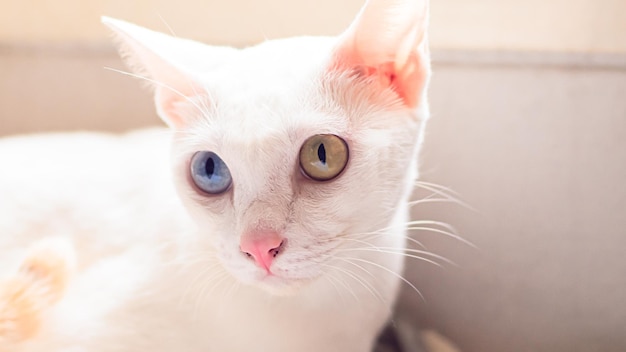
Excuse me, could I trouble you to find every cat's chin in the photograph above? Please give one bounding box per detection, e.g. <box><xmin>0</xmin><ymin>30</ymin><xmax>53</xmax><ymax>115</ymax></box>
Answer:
<box><xmin>251</xmin><ymin>275</ymin><xmax>312</xmax><ymax>296</ymax></box>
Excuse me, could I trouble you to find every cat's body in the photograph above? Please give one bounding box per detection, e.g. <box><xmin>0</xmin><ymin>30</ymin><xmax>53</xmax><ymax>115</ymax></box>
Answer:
<box><xmin>0</xmin><ymin>1</ymin><xmax>431</xmax><ymax>351</ymax></box>
<box><xmin>0</xmin><ymin>128</ymin><xmax>404</xmax><ymax>351</ymax></box>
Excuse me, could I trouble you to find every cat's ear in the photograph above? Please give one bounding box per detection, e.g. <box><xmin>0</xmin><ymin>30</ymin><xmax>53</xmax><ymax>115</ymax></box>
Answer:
<box><xmin>102</xmin><ymin>17</ymin><xmax>224</xmax><ymax>129</ymax></box>
<box><xmin>333</xmin><ymin>0</ymin><xmax>430</xmax><ymax>108</ymax></box>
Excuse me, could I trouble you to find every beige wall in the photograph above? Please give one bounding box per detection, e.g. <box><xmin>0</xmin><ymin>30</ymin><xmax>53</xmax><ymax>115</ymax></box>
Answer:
<box><xmin>1</xmin><ymin>0</ymin><xmax>625</xmax><ymax>52</ymax></box>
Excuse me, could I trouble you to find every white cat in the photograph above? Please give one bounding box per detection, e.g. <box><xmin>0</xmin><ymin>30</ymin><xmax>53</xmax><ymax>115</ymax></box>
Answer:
<box><xmin>0</xmin><ymin>0</ymin><xmax>431</xmax><ymax>351</ymax></box>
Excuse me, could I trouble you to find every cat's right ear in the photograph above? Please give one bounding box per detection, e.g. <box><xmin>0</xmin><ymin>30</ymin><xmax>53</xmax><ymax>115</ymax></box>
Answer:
<box><xmin>102</xmin><ymin>17</ymin><xmax>222</xmax><ymax>129</ymax></box>
<box><xmin>332</xmin><ymin>0</ymin><xmax>430</xmax><ymax>109</ymax></box>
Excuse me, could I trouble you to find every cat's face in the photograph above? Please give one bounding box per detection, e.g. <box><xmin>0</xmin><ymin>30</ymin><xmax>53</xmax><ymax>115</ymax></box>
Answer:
<box><xmin>104</xmin><ymin>0</ymin><xmax>430</xmax><ymax>295</ymax></box>
<box><xmin>167</xmin><ymin>38</ymin><xmax>428</xmax><ymax>294</ymax></box>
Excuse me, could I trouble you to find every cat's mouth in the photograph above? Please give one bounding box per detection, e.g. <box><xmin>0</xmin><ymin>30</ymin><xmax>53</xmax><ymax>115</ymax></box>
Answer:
<box><xmin>254</xmin><ymin>274</ymin><xmax>311</xmax><ymax>296</ymax></box>
<box><xmin>235</xmin><ymin>265</ymin><xmax>317</xmax><ymax>295</ymax></box>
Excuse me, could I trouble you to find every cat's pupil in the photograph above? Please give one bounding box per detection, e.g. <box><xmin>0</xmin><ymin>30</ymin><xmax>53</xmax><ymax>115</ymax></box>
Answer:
<box><xmin>318</xmin><ymin>143</ymin><xmax>326</xmax><ymax>164</ymax></box>
<box><xmin>205</xmin><ymin>157</ymin><xmax>215</xmax><ymax>177</ymax></box>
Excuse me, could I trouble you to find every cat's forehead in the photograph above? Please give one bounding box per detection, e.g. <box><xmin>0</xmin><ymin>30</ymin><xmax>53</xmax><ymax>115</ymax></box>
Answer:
<box><xmin>206</xmin><ymin>102</ymin><xmax>346</xmax><ymax>156</ymax></box>
<box><xmin>199</xmin><ymin>37</ymin><xmax>336</xmax><ymax>102</ymax></box>
<box><xmin>191</xmin><ymin>37</ymin><xmax>346</xmax><ymax>141</ymax></box>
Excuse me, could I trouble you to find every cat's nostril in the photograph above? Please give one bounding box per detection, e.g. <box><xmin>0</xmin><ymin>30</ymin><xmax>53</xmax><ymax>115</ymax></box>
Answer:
<box><xmin>239</xmin><ymin>232</ymin><xmax>285</xmax><ymax>271</ymax></box>
<box><xmin>269</xmin><ymin>240</ymin><xmax>286</xmax><ymax>258</ymax></box>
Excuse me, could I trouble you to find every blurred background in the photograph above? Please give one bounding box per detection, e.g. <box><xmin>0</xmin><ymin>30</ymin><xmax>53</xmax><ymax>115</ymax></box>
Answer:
<box><xmin>1</xmin><ymin>0</ymin><xmax>625</xmax><ymax>351</ymax></box>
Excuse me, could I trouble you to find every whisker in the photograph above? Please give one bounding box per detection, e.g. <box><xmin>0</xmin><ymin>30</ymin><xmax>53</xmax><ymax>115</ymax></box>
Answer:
<box><xmin>103</xmin><ymin>67</ymin><xmax>210</xmax><ymax>120</ymax></box>
<box><xmin>404</xmin><ymin>220</ymin><xmax>460</xmax><ymax>235</ymax></box>
<box><xmin>320</xmin><ymin>262</ymin><xmax>384</xmax><ymax>304</ymax></box>
<box><xmin>414</xmin><ymin>180</ymin><xmax>461</xmax><ymax>196</ymax></box>
<box><xmin>413</xmin><ymin>182</ymin><xmax>476</xmax><ymax>211</ymax></box>
<box><xmin>217</xmin><ymin>279</ymin><xmax>241</xmax><ymax>317</ymax></box>
<box><xmin>401</xmin><ymin>248</ymin><xmax>457</xmax><ymax>266</ymax></box>
<box><xmin>325</xmin><ymin>271</ymin><xmax>356</xmax><ymax>303</ymax></box>
<box><xmin>337</xmin><ymin>260</ymin><xmax>389</xmax><ymax>306</ymax></box>
<box><xmin>338</xmin><ymin>248</ymin><xmax>443</xmax><ymax>267</ymax></box>
<box><xmin>342</xmin><ymin>256</ymin><xmax>425</xmax><ymax>302</ymax></box>
<box><xmin>406</xmin><ymin>226</ymin><xmax>477</xmax><ymax>248</ymax></box>
<box><xmin>338</xmin><ymin>246</ymin><xmax>455</xmax><ymax>267</ymax></box>
<box><xmin>192</xmin><ymin>271</ymin><xmax>229</xmax><ymax>320</ymax></box>
<box><xmin>323</xmin><ymin>274</ymin><xmax>346</xmax><ymax>304</ymax></box>
<box><xmin>178</xmin><ymin>261</ymin><xmax>221</xmax><ymax>308</ymax></box>
<box><xmin>349</xmin><ymin>231</ymin><xmax>426</xmax><ymax>249</ymax></box>
<box><xmin>156</xmin><ymin>13</ymin><xmax>177</xmax><ymax>37</ymax></box>
<box><xmin>407</xmin><ymin>198</ymin><xmax>463</xmax><ymax>207</ymax></box>
<box><xmin>320</xmin><ymin>262</ymin><xmax>360</xmax><ymax>302</ymax></box>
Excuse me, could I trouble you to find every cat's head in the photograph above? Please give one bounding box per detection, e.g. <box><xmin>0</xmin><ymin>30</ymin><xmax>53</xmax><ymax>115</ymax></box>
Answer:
<box><xmin>104</xmin><ymin>0</ymin><xmax>430</xmax><ymax>295</ymax></box>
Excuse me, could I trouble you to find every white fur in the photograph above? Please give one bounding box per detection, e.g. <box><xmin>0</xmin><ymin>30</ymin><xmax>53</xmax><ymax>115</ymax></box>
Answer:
<box><xmin>0</xmin><ymin>1</ymin><xmax>431</xmax><ymax>351</ymax></box>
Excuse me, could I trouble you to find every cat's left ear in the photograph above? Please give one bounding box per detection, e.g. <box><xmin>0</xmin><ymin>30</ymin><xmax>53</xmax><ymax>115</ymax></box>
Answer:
<box><xmin>333</xmin><ymin>0</ymin><xmax>430</xmax><ymax>108</ymax></box>
<box><xmin>102</xmin><ymin>17</ymin><xmax>229</xmax><ymax>129</ymax></box>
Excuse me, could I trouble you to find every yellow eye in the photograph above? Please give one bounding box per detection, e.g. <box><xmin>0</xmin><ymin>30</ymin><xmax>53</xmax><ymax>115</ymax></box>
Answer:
<box><xmin>299</xmin><ymin>134</ymin><xmax>349</xmax><ymax>181</ymax></box>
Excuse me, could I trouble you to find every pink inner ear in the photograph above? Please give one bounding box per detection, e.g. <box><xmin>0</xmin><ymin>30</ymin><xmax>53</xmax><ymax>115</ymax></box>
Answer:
<box><xmin>152</xmin><ymin>71</ymin><xmax>207</xmax><ymax>130</ymax></box>
<box><xmin>330</xmin><ymin>0</ymin><xmax>430</xmax><ymax>108</ymax></box>
<box><xmin>155</xmin><ymin>85</ymin><xmax>196</xmax><ymax>129</ymax></box>
<box><xmin>332</xmin><ymin>44</ymin><xmax>428</xmax><ymax>109</ymax></box>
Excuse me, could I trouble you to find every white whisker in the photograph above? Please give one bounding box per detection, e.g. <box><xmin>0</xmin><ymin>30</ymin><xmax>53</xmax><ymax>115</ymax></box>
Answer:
<box><xmin>321</xmin><ymin>262</ymin><xmax>384</xmax><ymax>304</ymax></box>
<box><xmin>103</xmin><ymin>67</ymin><xmax>211</xmax><ymax>120</ymax></box>
<box><xmin>338</xmin><ymin>247</ymin><xmax>453</xmax><ymax>267</ymax></box>
<box><xmin>325</xmin><ymin>271</ymin><xmax>355</xmax><ymax>304</ymax></box>
<box><xmin>406</xmin><ymin>226</ymin><xmax>477</xmax><ymax>248</ymax></box>
<box><xmin>342</xmin><ymin>256</ymin><xmax>425</xmax><ymax>302</ymax></box>
<box><xmin>413</xmin><ymin>181</ymin><xmax>476</xmax><ymax>211</ymax></box>
<box><xmin>414</xmin><ymin>180</ymin><xmax>461</xmax><ymax>196</ymax></box>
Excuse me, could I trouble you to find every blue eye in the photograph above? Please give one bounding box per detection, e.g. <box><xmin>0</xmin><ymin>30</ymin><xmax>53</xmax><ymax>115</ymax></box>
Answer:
<box><xmin>190</xmin><ymin>151</ymin><xmax>232</xmax><ymax>194</ymax></box>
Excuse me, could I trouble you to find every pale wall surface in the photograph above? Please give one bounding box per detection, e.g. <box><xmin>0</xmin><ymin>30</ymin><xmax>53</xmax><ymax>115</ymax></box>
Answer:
<box><xmin>1</xmin><ymin>0</ymin><xmax>625</xmax><ymax>52</ymax></box>
<box><xmin>402</xmin><ymin>61</ymin><xmax>626</xmax><ymax>352</ymax></box>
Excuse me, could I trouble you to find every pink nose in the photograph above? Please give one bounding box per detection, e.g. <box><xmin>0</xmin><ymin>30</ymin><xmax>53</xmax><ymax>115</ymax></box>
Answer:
<box><xmin>239</xmin><ymin>231</ymin><xmax>285</xmax><ymax>273</ymax></box>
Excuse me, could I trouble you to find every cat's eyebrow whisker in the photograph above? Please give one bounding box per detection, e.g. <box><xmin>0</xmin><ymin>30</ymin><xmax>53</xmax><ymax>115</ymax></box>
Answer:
<box><xmin>103</xmin><ymin>67</ymin><xmax>211</xmax><ymax>120</ymax></box>
<box><xmin>153</xmin><ymin>15</ymin><xmax>208</xmax><ymax>119</ymax></box>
